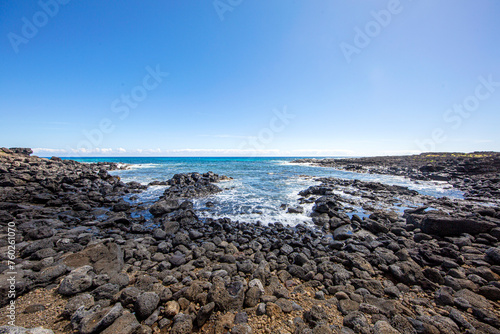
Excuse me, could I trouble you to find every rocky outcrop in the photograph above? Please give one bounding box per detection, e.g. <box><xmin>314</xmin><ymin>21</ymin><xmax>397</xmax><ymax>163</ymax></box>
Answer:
<box><xmin>293</xmin><ymin>152</ymin><xmax>500</xmax><ymax>201</ymax></box>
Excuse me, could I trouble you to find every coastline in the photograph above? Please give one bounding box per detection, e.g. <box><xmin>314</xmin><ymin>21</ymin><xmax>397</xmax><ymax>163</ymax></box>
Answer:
<box><xmin>0</xmin><ymin>148</ymin><xmax>499</xmax><ymax>334</ymax></box>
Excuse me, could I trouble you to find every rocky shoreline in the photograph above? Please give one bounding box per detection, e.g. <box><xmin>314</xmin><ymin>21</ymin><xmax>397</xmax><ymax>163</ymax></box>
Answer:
<box><xmin>1</xmin><ymin>149</ymin><xmax>500</xmax><ymax>334</ymax></box>
<box><xmin>292</xmin><ymin>152</ymin><xmax>500</xmax><ymax>203</ymax></box>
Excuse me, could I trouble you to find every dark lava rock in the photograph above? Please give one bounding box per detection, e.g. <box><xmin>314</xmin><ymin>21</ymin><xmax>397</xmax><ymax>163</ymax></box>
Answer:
<box><xmin>195</xmin><ymin>302</ymin><xmax>215</xmax><ymax>328</ymax></box>
<box><xmin>417</xmin><ymin>214</ymin><xmax>496</xmax><ymax>236</ymax></box>
<box><xmin>58</xmin><ymin>265</ymin><xmax>94</xmax><ymax>296</ymax></box>
<box><xmin>343</xmin><ymin>311</ymin><xmax>370</xmax><ymax>334</ymax></box>
<box><xmin>101</xmin><ymin>310</ymin><xmax>140</xmax><ymax>334</ymax></box>
<box><xmin>486</xmin><ymin>247</ymin><xmax>500</xmax><ymax>265</ymax></box>
<box><xmin>304</xmin><ymin>305</ymin><xmax>329</xmax><ymax>327</ymax></box>
<box><xmin>171</xmin><ymin>313</ymin><xmax>193</xmax><ymax>334</ymax></box>
<box><xmin>135</xmin><ymin>292</ymin><xmax>160</xmax><ymax>320</ymax></box>
<box><xmin>149</xmin><ymin>199</ymin><xmax>180</xmax><ymax>217</ymax></box>
<box><xmin>208</xmin><ymin>277</ymin><xmax>245</xmax><ymax>312</ymax></box>
<box><xmin>79</xmin><ymin>303</ymin><xmax>123</xmax><ymax>334</ymax></box>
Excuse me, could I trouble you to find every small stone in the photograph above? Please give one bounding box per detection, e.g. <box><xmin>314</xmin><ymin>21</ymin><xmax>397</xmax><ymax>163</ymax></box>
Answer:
<box><xmin>256</xmin><ymin>303</ymin><xmax>266</xmax><ymax>316</ymax></box>
<box><xmin>266</xmin><ymin>302</ymin><xmax>282</xmax><ymax>319</ymax></box>
<box><xmin>165</xmin><ymin>300</ymin><xmax>181</xmax><ymax>317</ymax></box>
<box><xmin>23</xmin><ymin>304</ymin><xmax>46</xmax><ymax>314</ymax></box>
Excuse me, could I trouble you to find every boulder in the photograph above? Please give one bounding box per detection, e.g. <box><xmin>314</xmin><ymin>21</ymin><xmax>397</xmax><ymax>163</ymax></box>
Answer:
<box><xmin>486</xmin><ymin>247</ymin><xmax>500</xmax><ymax>265</ymax></box>
<box><xmin>208</xmin><ymin>277</ymin><xmax>245</xmax><ymax>312</ymax></box>
<box><xmin>418</xmin><ymin>215</ymin><xmax>496</xmax><ymax>236</ymax></box>
<box><xmin>79</xmin><ymin>303</ymin><xmax>123</xmax><ymax>334</ymax></box>
<box><xmin>373</xmin><ymin>321</ymin><xmax>400</xmax><ymax>334</ymax></box>
<box><xmin>149</xmin><ymin>199</ymin><xmax>180</xmax><ymax>217</ymax></box>
<box><xmin>58</xmin><ymin>266</ymin><xmax>93</xmax><ymax>296</ymax></box>
<box><xmin>101</xmin><ymin>311</ymin><xmax>140</xmax><ymax>334</ymax></box>
<box><xmin>135</xmin><ymin>292</ymin><xmax>160</xmax><ymax>320</ymax></box>
<box><xmin>171</xmin><ymin>314</ymin><xmax>193</xmax><ymax>334</ymax></box>
<box><xmin>63</xmin><ymin>242</ymin><xmax>123</xmax><ymax>276</ymax></box>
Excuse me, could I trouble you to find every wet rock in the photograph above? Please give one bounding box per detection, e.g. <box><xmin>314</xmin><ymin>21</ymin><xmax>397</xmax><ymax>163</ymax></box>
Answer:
<box><xmin>149</xmin><ymin>199</ymin><xmax>180</xmax><ymax>217</ymax></box>
<box><xmin>333</xmin><ymin>225</ymin><xmax>354</xmax><ymax>240</ymax></box>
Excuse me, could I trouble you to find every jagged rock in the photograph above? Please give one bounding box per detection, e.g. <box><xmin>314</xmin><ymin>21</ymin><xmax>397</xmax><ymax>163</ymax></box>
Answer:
<box><xmin>63</xmin><ymin>242</ymin><xmax>123</xmax><ymax>276</ymax></box>
<box><xmin>171</xmin><ymin>314</ymin><xmax>193</xmax><ymax>334</ymax></box>
<box><xmin>58</xmin><ymin>266</ymin><xmax>93</xmax><ymax>296</ymax></box>
<box><xmin>208</xmin><ymin>277</ymin><xmax>245</xmax><ymax>312</ymax></box>
<box><xmin>79</xmin><ymin>303</ymin><xmax>123</xmax><ymax>334</ymax></box>
<box><xmin>101</xmin><ymin>311</ymin><xmax>140</xmax><ymax>334</ymax></box>
<box><xmin>195</xmin><ymin>302</ymin><xmax>215</xmax><ymax>328</ymax></box>
<box><xmin>63</xmin><ymin>293</ymin><xmax>95</xmax><ymax>318</ymax></box>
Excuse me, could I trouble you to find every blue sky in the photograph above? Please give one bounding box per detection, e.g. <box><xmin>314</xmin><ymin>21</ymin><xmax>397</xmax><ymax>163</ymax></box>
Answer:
<box><xmin>1</xmin><ymin>0</ymin><xmax>499</xmax><ymax>157</ymax></box>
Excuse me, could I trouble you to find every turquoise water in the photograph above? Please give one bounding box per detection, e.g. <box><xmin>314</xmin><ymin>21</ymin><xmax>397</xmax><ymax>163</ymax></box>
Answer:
<box><xmin>70</xmin><ymin>157</ymin><xmax>463</xmax><ymax>225</ymax></box>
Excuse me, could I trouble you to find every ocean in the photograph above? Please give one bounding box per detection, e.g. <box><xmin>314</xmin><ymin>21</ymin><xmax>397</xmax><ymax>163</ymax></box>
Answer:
<box><xmin>70</xmin><ymin>157</ymin><xmax>463</xmax><ymax>226</ymax></box>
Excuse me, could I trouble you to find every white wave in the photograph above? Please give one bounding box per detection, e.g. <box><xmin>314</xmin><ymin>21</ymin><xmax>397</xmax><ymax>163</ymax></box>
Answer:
<box><xmin>125</xmin><ymin>163</ymin><xmax>162</xmax><ymax>170</ymax></box>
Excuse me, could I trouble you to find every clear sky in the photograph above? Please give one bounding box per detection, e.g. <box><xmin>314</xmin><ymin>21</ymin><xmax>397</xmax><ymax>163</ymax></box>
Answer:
<box><xmin>1</xmin><ymin>0</ymin><xmax>499</xmax><ymax>157</ymax></box>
